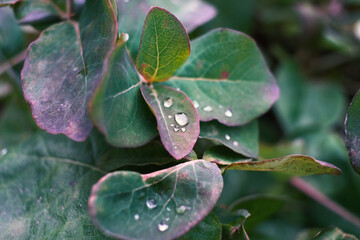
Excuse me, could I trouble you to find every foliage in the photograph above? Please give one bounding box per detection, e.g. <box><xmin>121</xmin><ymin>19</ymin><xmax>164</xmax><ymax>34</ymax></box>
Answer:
<box><xmin>1</xmin><ymin>0</ymin><xmax>360</xmax><ymax>239</ymax></box>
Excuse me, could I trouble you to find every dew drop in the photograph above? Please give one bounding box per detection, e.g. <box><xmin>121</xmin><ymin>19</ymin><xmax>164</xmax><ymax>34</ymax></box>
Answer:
<box><xmin>203</xmin><ymin>106</ymin><xmax>213</xmax><ymax>112</ymax></box>
<box><xmin>158</xmin><ymin>221</ymin><xmax>169</xmax><ymax>232</ymax></box>
<box><xmin>225</xmin><ymin>109</ymin><xmax>233</xmax><ymax>117</ymax></box>
<box><xmin>163</xmin><ymin>98</ymin><xmax>174</xmax><ymax>108</ymax></box>
<box><xmin>233</xmin><ymin>141</ymin><xmax>239</xmax><ymax>146</ymax></box>
<box><xmin>134</xmin><ymin>214</ymin><xmax>140</xmax><ymax>220</ymax></box>
<box><xmin>165</xmin><ymin>217</ymin><xmax>170</xmax><ymax>222</ymax></box>
<box><xmin>166</xmin><ymin>207</ymin><xmax>171</xmax><ymax>212</ymax></box>
<box><xmin>170</xmin><ymin>123</ymin><xmax>175</xmax><ymax>127</ymax></box>
<box><xmin>181</xmin><ymin>127</ymin><xmax>186</xmax><ymax>132</ymax></box>
<box><xmin>174</xmin><ymin>113</ymin><xmax>189</xmax><ymax>126</ymax></box>
<box><xmin>193</xmin><ymin>100</ymin><xmax>199</xmax><ymax>109</ymax></box>
<box><xmin>146</xmin><ymin>199</ymin><xmax>157</xmax><ymax>209</ymax></box>
<box><xmin>73</xmin><ymin>67</ymin><xmax>78</xmax><ymax>72</ymax></box>
<box><xmin>173</xmin><ymin>127</ymin><xmax>180</xmax><ymax>132</ymax></box>
<box><xmin>168</xmin><ymin>115</ymin><xmax>172</xmax><ymax>119</ymax></box>
<box><xmin>176</xmin><ymin>205</ymin><xmax>191</xmax><ymax>214</ymax></box>
<box><xmin>225</xmin><ymin>134</ymin><xmax>230</xmax><ymax>141</ymax></box>
<box><xmin>174</xmin><ymin>145</ymin><xmax>178</xmax><ymax>149</ymax></box>
<box><xmin>1</xmin><ymin>148</ymin><xmax>7</xmax><ymax>156</ymax></box>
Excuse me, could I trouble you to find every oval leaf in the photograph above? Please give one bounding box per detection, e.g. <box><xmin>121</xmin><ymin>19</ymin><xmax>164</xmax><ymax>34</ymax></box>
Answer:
<box><xmin>136</xmin><ymin>7</ymin><xmax>190</xmax><ymax>83</ymax></box>
<box><xmin>90</xmin><ymin>41</ymin><xmax>157</xmax><ymax>147</ymax></box>
<box><xmin>89</xmin><ymin>160</ymin><xmax>223</xmax><ymax>240</ymax></box>
<box><xmin>345</xmin><ymin>90</ymin><xmax>360</xmax><ymax>174</ymax></box>
<box><xmin>140</xmin><ymin>84</ymin><xmax>200</xmax><ymax>160</ymax></box>
<box><xmin>0</xmin><ymin>132</ymin><xmax>111</xmax><ymax>239</ymax></box>
<box><xmin>21</xmin><ymin>0</ymin><xmax>117</xmax><ymax>141</ymax></box>
<box><xmin>165</xmin><ymin>28</ymin><xmax>279</xmax><ymax>126</ymax></box>
<box><xmin>200</xmin><ymin>120</ymin><xmax>258</xmax><ymax>158</ymax></box>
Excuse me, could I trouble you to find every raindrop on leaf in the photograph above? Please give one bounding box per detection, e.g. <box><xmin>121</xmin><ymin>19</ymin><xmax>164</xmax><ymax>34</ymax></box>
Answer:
<box><xmin>146</xmin><ymin>199</ymin><xmax>157</xmax><ymax>209</ymax></box>
<box><xmin>203</xmin><ymin>106</ymin><xmax>213</xmax><ymax>112</ymax></box>
<box><xmin>225</xmin><ymin>109</ymin><xmax>233</xmax><ymax>117</ymax></box>
<box><xmin>174</xmin><ymin>113</ymin><xmax>189</xmax><ymax>126</ymax></box>
<box><xmin>158</xmin><ymin>221</ymin><xmax>169</xmax><ymax>232</ymax></box>
<box><xmin>163</xmin><ymin>97</ymin><xmax>174</xmax><ymax>108</ymax></box>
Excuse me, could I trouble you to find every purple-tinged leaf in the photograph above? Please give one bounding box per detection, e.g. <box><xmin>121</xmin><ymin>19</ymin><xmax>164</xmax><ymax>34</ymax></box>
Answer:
<box><xmin>21</xmin><ymin>0</ymin><xmax>117</xmax><ymax>141</ymax></box>
<box><xmin>89</xmin><ymin>160</ymin><xmax>223</xmax><ymax>240</ymax></box>
<box><xmin>345</xmin><ymin>90</ymin><xmax>360</xmax><ymax>174</ymax></box>
<box><xmin>141</xmin><ymin>84</ymin><xmax>199</xmax><ymax>160</ymax></box>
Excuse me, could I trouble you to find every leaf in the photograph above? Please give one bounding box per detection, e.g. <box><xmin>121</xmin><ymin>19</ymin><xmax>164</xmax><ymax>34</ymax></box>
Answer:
<box><xmin>90</xmin><ymin>40</ymin><xmax>157</xmax><ymax>147</ymax></box>
<box><xmin>98</xmin><ymin>141</ymin><xmax>178</xmax><ymax>172</ymax></box>
<box><xmin>177</xmin><ymin>213</ymin><xmax>222</xmax><ymax>240</ymax></box>
<box><xmin>225</xmin><ymin>155</ymin><xmax>342</xmax><ymax>176</ymax></box>
<box><xmin>0</xmin><ymin>0</ymin><xmax>19</xmax><ymax>7</ymax></box>
<box><xmin>311</xmin><ymin>227</ymin><xmax>358</xmax><ymax>240</ymax></box>
<box><xmin>199</xmin><ymin>120</ymin><xmax>258</xmax><ymax>158</ymax></box>
<box><xmin>141</xmin><ymin>84</ymin><xmax>200</xmax><ymax>160</ymax></box>
<box><xmin>164</xmin><ymin>28</ymin><xmax>279</xmax><ymax>126</ymax></box>
<box><xmin>89</xmin><ymin>160</ymin><xmax>223</xmax><ymax>240</ymax></box>
<box><xmin>136</xmin><ymin>7</ymin><xmax>190</xmax><ymax>83</ymax></box>
<box><xmin>204</xmin><ymin>146</ymin><xmax>342</xmax><ymax>175</ymax></box>
<box><xmin>221</xmin><ymin>209</ymin><xmax>250</xmax><ymax>240</ymax></box>
<box><xmin>228</xmin><ymin>195</ymin><xmax>284</xmax><ymax>230</ymax></box>
<box><xmin>203</xmin><ymin>146</ymin><xmax>251</xmax><ymax>165</ymax></box>
<box><xmin>21</xmin><ymin>0</ymin><xmax>117</xmax><ymax>141</ymax></box>
<box><xmin>116</xmin><ymin>0</ymin><xmax>216</xmax><ymax>59</ymax></box>
<box><xmin>345</xmin><ymin>90</ymin><xmax>360</xmax><ymax>174</ymax></box>
<box><xmin>274</xmin><ymin>61</ymin><xmax>346</xmax><ymax>136</ymax></box>
<box><xmin>0</xmin><ymin>132</ymin><xmax>111</xmax><ymax>239</ymax></box>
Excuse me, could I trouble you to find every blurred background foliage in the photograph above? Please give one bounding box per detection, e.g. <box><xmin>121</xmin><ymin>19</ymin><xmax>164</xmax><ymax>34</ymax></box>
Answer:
<box><xmin>0</xmin><ymin>0</ymin><xmax>360</xmax><ymax>239</ymax></box>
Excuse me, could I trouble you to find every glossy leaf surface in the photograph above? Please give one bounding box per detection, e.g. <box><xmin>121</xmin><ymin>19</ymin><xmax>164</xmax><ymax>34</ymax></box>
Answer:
<box><xmin>90</xmin><ymin>42</ymin><xmax>157</xmax><ymax>147</ymax></box>
<box><xmin>89</xmin><ymin>160</ymin><xmax>223</xmax><ymax>240</ymax></box>
<box><xmin>200</xmin><ymin>120</ymin><xmax>258</xmax><ymax>158</ymax></box>
<box><xmin>345</xmin><ymin>90</ymin><xmax>360</xmax><ymax>174</ymax></box>
<box><xmin>141</xmin><ymin>84</ymin><xmax>200</xmax><ymax>160</ymax></box>
<box><xmin>165</xmin><ymin>29</ymin><xmax>279</xmax><ymax>126</ymax></box>
<box><xmin>22</xmin><ymin>0</ymin><xmax>117</xmax><ymax>141</ymax></box>
<box><xmin>116</xmin><ymin>0</ymin><xmax>216</xmax><ymax>59</ymax></box>
<box><xmin>0</xmin><ymin>132</ymin><xmax>110</xmax><ymax>239</ymax></box>
<box><xmin>136</xmin><ymin>7</ymin><xmax>190</xmax><ymax>83</ymax></box>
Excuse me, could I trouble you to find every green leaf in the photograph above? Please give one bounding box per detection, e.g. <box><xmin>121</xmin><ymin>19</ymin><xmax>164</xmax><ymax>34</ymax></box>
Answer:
<box><xmin>274</xmin><ymin>61</ymin><xmax>346</xmax><ymax>136</ymax></box>
<box><xmin>116</xmin><ymin>0</ymin><xmax>216</xmax><ymax>59</ymax></box>
<box><xmin>345</xmin><ymin>90</ymin><xmax>360</xmax><ymax>174</ymax></box>
<box><xmin>203</xmin><ymin>146</ymin><xmax>251</xmax><ymax>165</ymax></box>
<box><xmin>225</xmin><ymin>155</ymin><xmax>342</xmax><ymax>176</ymax></box>
<box><xmin>89</xmin><ymin>160</ymin><xmax>223</xmax><ymax>240</ymax></box>
<box><xmin>221</xmin><ymin>209</ymin><xmax>250</xmax><ymax>240</ymax></box>
<box><xmin>200</xmin><ymin>120</ymin><xmax>258</xmax><ymax>158</ymax></box>
<box><xmin>21</xmin><ymin>0</ymin><xmax>117</xmax><ymax>141</ymax></box>
<box><xmin>141</xmin><ymin>84</ymin><xmax>200</xmax><ymax>160</ymax></box>
<box><xmin>164</xmin><ymin>28</ymin><xmax>279</xmax><ymax>126</ymax></box>
<box><xmin>136</xmin><ymin>7</ymin><xmax>190</xmax><ymax>83</ymax></box>
<box><xmin>0</xmin><ymin>132</ymin><xmax>111</xmax><ymax>239</ymax></box>
<box><xmin>90</xmin><ymin>41</ymin><xmax>157</xmax><ymax>147</ymax></box>
<box><xmin>177</xmin><ymin>213</ymin><xmax>222</xmax><ymax>240</ymax></box>
<box><xmin>228</xmin><ymin>195</ymin><xmax>284</xmax><ymax>230</ymax></box>
<box><xmin>98</xmin><ymin>141</ymin><xmax>177</xmax><ymax>172</ymax></box>
<box><xmin>311</xmin><ymin>227</ymin><xmax>358</xmax><ymax>240</ymax></box>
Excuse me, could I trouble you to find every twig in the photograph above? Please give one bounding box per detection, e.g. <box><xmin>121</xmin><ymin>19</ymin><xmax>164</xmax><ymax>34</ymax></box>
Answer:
<box><xmin>0</xmin><ymin>50</ymin><xmax>27</xmax><ymax>75</ymax></box>
<box><xmin>290</xmin><ymin>177</ymin><xmax>360</xmax><ymax>228</ymax></box>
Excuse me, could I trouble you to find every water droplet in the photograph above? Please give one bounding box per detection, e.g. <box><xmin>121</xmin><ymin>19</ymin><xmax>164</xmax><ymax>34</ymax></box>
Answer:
<box><xmin>176</xmin><ymin>87</ymin><xmax>180</xmax><ymax>91</ymax></box>
<box><xmin>163</xmin><ymin>98</ymin><xmax>173</xmax><ymax>108</ymax></box>
<box><xmin>176</xmin><ymin>205</ymin><xmax>191</xmax><ymax>214</ymax></box>
<box><xmin>174</xmin><ymin>145</ymin><xmax>178</xmax><ymax>149</ymax></box>
<box><xmin>233</xmin><ymin>141</ymin><xmax>239</xmax><ymax>146</ymax></box>
<box><xmin>174</xmin><ymin>113</ymin><xmax>189</xmax><ymax>126</ymax></box>
<box><xmin>170</xmin><ymin>123</ymin><xmax>175</xmax><ymax>127</ymax></box>
<box><xmin>134</xmin><ymin>214</ymin><xmax>140</xmax><ymax>220</ymax></box>
<box><xmin>168</xmin><ymin>115</ymin><xmax>172</xmax><ymax>119</ymax></box>
<box><xmin>173</xmin><ymin>127</ymin><xmax>179</xmax><ymax>132</ymax></box>
<box><xmin>166</xmin><ymin>207</ymin><xmax>171</xmax><ymax>212</ymax></box>
<box><xmin>225</xmin><ymin>134</ymin><xmax>230</xmax><ymax>141</ymax></box>
<box><xmin>73</xmin><ymin>67</ymin><xmax>78</xmax><ymax>72</ymax></box>
<box><xmin>1</xmin><ymin>148</ymin><xmax>7</xmax><ymax>156</ymax></box>
<box><xmin>193</xmin><ymin>100</ymin><xmax>199</xmax><ymax>108</ymax></box>
<box><xmin>146</xmin><ymin>199</ymin><xmax>157</xmax><ymax>209</ymax></box>
<box><xmin>203</xmin><ymin>106</ymin><xmax>213</xmax><ymax>112</ymax></box>
<box><xmin>158</xmin><ymin>221</ymin><xmax>169</xmax><ymax>232</ymax></box>
<box><xmin>181</xmin><ymin>127</ymin><xmax>186</xmax><ymax>132</ymax></box>
<box><xmin>165</xmin><ymin>217</ymin><xmax>170</xmax><ymax>222</ymax></box>
<box><xmin>225</xmin><ymin>109</ymin><xmax>233</xmax><ymax>117</ymax></box>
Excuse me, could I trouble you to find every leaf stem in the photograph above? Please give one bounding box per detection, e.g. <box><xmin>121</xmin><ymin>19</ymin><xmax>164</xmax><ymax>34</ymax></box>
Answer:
<box><xmin>66</xmin><ymin>0</ymin><xmax>72</xmax><ymax>19</ymax></box>
<box><xmin>290</xmin><ymin>177</ymin><xmax>360</xmax><ymax>228</ymax></box>
<box><xmin>0</xmin><ymin>49</ymin><xmax>27</xmax><ymax>75</ymax></box>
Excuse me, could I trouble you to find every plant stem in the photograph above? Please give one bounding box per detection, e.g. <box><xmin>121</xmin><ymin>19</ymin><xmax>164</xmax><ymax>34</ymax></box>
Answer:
<box><xmin>290</xmin><ymin>177</ymin><xmax>360</xmax><ymax>228</ymax></box>
<box><xmin>0</xmin><ymin>50</ymin><xmax>27</xmax><ymax>75</ymax></box>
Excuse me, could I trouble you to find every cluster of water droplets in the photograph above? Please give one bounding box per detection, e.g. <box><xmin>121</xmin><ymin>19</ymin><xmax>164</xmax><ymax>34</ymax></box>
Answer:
<box><xmin>191</xmin><ymin>99</ymin><xmax>233</xmax><ymax>118</ymax></box>
<box><xmin>163</xmin><ymin>97</ymin><xmax>190</xmax><ymax>134</ymax></box>
<box><xmin>141</xmin><ymin>197</ymin><xmax>192</xmax><ymax>233</ymax></box>
<box><xmin>224</xmin><ymin>134</ymin><xmax>239</xmax><ymax>147</ymax></box>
